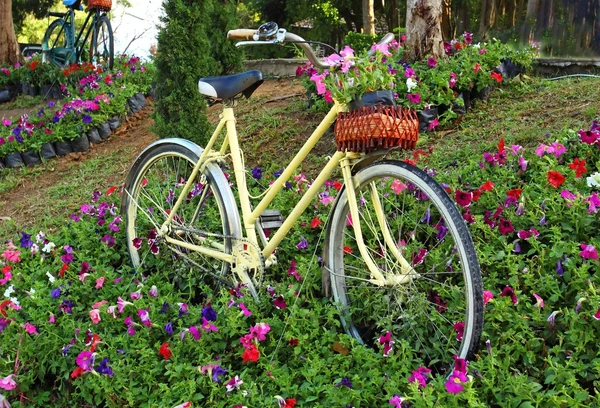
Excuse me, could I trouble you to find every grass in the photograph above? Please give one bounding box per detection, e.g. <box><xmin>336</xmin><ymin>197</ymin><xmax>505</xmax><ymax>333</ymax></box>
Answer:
<box><xmin>0</xmin><ymin>94</ymin><xmax>45</xmax><ymax>111</ymax></box>
<box><xmin>1</xmin><ymin>76</ymin><xmax>599</xmax><ymax>240</ymax></box>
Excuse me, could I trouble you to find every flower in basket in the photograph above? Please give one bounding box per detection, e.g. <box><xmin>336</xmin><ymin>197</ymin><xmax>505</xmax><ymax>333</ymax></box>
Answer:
<box><xmin>310</xmin><ymin>43</ymin><xmax>398</xmax><ymax>105</ymax></box>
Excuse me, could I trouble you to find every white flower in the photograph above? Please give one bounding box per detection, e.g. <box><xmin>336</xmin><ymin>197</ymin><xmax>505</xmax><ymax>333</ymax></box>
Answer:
<box><xmin>42</xmin><ymin>242</ymin><xmax>56</xmax><ymax>253</ymax></box>
<box><xmin>3</xmin><ymin>285</ymin><xmax>15</xmax><ymax>298</ymax></box>
<box><xmin>30</xmin><ymin>244</ymin><xmax>39</xmax><ymax>255</ymax></box>
<box><xmin>46</xmin><ymin>271</ymin><xmax>56</xmax><ymax>283</ymax></box>
<box><xmin>406</xmin><ymin>77</ymin><xmax>418</xmax><ymax>92</ymax></box>
<box><xmin>587</xmin><ymin>172</ymin><xmax>600</xmax><ymax>188</ymax></box>
<box><xmin>36</xmin><ymin>231</ymin><xmax>45</xmax><ymax>243</ymax></box>
<box><xmin>473</xmin><ymin>43</ymin><xmax>481</xmax><ymax>49</ymax></box>
<box><xmin>9</xmin><ymin>297</ymin><xmax>19</xmax><ymax>306</ymax></box>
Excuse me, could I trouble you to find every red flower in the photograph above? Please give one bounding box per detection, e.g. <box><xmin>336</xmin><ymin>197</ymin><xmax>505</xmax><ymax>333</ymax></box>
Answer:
<box><xmin>29</xmin><ymin>60</ymin><xmax>39</xmax><ymax>71</ymax></box>
<box><xmin>158</xmin><ymin>342</ymin><xmax>172</xmax><ymax>360</ymax></box>
<box><xmin>471</xmin><ymin>189</ymin><xmax>482</xmax><ymax>202</ymax></box>
<box><xmin>288</xmin><ymin>338</ymin><xmax>299</xmax><ymax>347</ymax></box>
<box><xmin>498</xmin><ymin>218</ymin><xmax>514</xmax><ymax>235</ymax></box>
<box><xmin>242</xmin><ymin>344</ymin><xmax>260</xmax><ymax>363</ymax></box>
<box><xmin>343</xmin><ymin>245</ymin><xmax>353</xmax><ymax>254</ymax></box>
<box><xmin>569</xmin><ymin>158</ymin><xmax>587</xmax><ymax>178</ymax></box>
<box><xmin>71</xmin><ymin>366</ymin><xmax>85</xmax><ymax>379</ymax></box>
<box><xmin>454</xmin><ymin>190</ymin><xmax>473</xmax><ymax>208</ymax></box>
<box><xmin>497</xmin><ymin>138</ymin><xmax>505</xmax><ymax>153</ymax></box>
<box><xmin>506</xmin><ymin>189</ymin><xmax>522</xmax><ymax>200</ymax></box>
<box><xmin>59</xmin><ymin>263</ymin><xmax>68</xmax><ymax>278</ymax></box>
<box><xmin>282</xmin><ymin>399</ymin><xmax>296</xmax><ymax>408</ymax></box>
<box><xmin>491</xmin><ymin>72</ymin><xmax>503</xmax><ymax>82</ymax></box>
<box><xmin>480</xmin><ymin>181</ymin><xmax>494</xmax><ymax>191</ymax></box>
<box><xmin>547</xmin><ymin>171</ymin><xmax>566</xmax><ymax>188</ymax></box>
<box><xmin>333</xmin><ymin>181</ymin><xmax>342</xmax><ymax>191</ymax></box>
<box><xmin>310</xmin><ymin>216</ymin><xmax>322</xmax><ymax>228</ymax></box>
<box><xmin>106</xmin><ymin>185</ymin><xmax>118</xmax><ymax>196</ymax></box>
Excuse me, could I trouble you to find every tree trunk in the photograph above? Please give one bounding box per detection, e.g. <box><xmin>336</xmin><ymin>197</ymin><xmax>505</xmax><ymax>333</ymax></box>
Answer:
<box><xmin>441</xmin><ymin>0</ymin><xmax>452</xmax><ymax>40</ymax></box>
<box><xmin>0</xmin><ymin>0</ymin><xmax>19</xmax><ymax>65</ymax></box>
<box><xmin>363</xmin><ymin>0</ymin><xmax>376</xmax><ymax>34</ymax></box>
<box><xmin>405</xmin><ymin>0</ymin><xmax>445</xmax><ymax>61</ymax></box>
<box><xmin>520</xmin><ymin>0</ymin><xmax>538</xmax><ymax>43</ymax></box>
<box><xmin>479</xmin><ymin>0</ymin><xmax>491</xmax><ymax>36</ymax></box>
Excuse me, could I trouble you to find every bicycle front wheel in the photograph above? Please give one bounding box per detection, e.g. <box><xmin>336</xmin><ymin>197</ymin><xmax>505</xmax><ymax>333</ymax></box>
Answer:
<box><xmin>325</xmin><ymin>160</ymin><xmax>483</xmax><ymax>370</ymax></box>
<box><xmin>122</xmin><ymin>140</ymin><xmax>242</xmax><ymax>296</ymax></box>
<box><xmin>90</xmin><ymin>15</ymin><xmax>114</xmax><ymax>69</ymax></box>
<box><xmin>42</xmin><ymin>19</ymin><xmax>74</xmax><ymax>67</ymax></box>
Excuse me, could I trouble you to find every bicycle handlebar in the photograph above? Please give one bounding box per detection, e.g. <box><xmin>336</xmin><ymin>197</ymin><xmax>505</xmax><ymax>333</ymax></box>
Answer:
<box><xmin>48</xmin><ymin>11</ymin><xmax>65</xmax><ymax>17</ymax></box>
<box><xmin>227</xmin><ymin>26</ymin><xmax>395</xmax><ymax>71</ymax></box>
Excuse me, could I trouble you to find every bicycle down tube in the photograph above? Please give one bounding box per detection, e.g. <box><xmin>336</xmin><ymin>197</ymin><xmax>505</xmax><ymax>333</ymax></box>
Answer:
<box><xmin>159</xmin><ymin>101</ymin><xmax>416</xmax><ymax>285</ymax></box>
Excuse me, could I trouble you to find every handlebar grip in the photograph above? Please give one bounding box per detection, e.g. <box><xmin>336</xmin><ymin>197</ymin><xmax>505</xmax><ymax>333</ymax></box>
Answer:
<box><xmin>367</xmin><ymin>32</ymin><xmax>395</xmax><ymax>56</ymax></box>
<box><xmin>227</xmin><ymin>29</ymin><xmax>257</xmax><ymax>40</ymax></box>
<box><xmin>47</xmin><ymin>11</ymin><xmax>65</xmax><ymax>17</ymax></box>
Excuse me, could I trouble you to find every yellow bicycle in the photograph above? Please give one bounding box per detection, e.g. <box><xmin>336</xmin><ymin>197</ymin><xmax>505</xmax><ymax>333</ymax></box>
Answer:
<box><xmin>121</xmin><ymin>23</ymin><xmax>483</xmax><ymax>368</ymax></box>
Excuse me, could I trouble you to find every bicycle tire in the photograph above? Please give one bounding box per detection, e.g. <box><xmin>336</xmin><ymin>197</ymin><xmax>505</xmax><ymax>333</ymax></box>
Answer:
<box><xmin>42</xmin><ymin>18</ymin><xmax>74</xmax><ymax>67</ymax></box>
<box><xmin>324</xmin><ymin>160</ymin><xmax>483</xmax><ymax>370</ymax></box>
<box><xmin>90</xmin><ymin>14</ymin><xmax>114</xmax><ymax>69</ymax></box>
<box><xmin>122</xmin><ymin>140</ymin><xmax>242</xmax><ymax>296</ymax></box>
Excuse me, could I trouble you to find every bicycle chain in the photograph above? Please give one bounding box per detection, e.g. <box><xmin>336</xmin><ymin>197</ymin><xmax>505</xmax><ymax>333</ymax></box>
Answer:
<box><xmin>169</xmin><ymin>225</ymin><xmax>266</xmax><ymax>288</ymax></box>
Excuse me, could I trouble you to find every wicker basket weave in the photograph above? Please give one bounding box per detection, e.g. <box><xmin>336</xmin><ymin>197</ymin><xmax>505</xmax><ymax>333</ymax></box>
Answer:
<box><xmin>88</xmin><ymin>0</ymin><xmax>112</xmax><ymax>10</ymax></box>
<box><xmin>334</xmin><ymin>105</ymin><xmax>420</xmax><ymax>153</ymax></box>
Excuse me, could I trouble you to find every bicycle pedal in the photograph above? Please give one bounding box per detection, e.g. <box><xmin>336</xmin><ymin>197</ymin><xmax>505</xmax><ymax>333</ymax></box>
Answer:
<box><xmin>259</xmin><ymin>209</ymin><xmax>284</xmax><ymax>229</ymax></box>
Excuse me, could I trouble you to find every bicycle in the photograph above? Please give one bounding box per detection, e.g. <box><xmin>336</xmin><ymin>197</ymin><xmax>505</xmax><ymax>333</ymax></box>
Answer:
<box><xmin>120</xmin><ymin>23</ymin><xmax>484</xmax><ymax>369</ymax></box>
<box><xmin>42</xmin><ymin>0</ymin><xmax>114</xmax><ymax>69</ymax></box>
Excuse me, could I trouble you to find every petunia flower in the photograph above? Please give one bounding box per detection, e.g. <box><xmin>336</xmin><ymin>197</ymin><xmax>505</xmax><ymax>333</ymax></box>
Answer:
<box><xmin>500</xmin><ymin>285</ymin><xmax>518</xmax><ymax>305</ymax></box>
<box><xmin>334</xmin><ymin>376</ymin><xmax>353</xmax><ymax>388</ymax></box>
<box><xmin>138</xmin><ymin>309</ymin><xmax>152</xmax><ymax>328</ymax></box>
<box><xmin>408</xmin><ymin>366</ymin><xmax>431</xmax><ymax>388</ymax></box>
<box><xmin>158</xmin><ymin>342</ymin><xmax>172</xmax><ymax>360</ymax></box>
<box><xmin>580</xmin><ymin>244</ymin><xmax>598</xmax><ymax>260</ymax></box>
<box><xmin>201</xmin><ymin>317</ymin><xmax>218</xmax><ymax>332</ymax></box>
<box><xmin>585</xmin><ymin>192</ymin><xmax>600</xmax><ymax>214</ymax></box>
<box><xmin>189</xmin><ymin>326</ymin><xmax>201</xmax><ymax>340</ymax></box>
<box><xmin>90</xmin><ymin>309</ymin><xmax>101</xmax><ymax>324</ymax></box>
<box><xmin>250</xmin><ymin>323</ymin><xmax>271</xmax><ymax>341</ymax></box>
<box><xmin>296</xmin><ymin>238</ymin><xmax>308</xmax><ymax>250</ymax></box>
<box><xmin>242</xmin><ymin>344</ymin><xmax>260</xmax><ymax>363</ymax></box>
<box><xmin>547</xmin><ymin>310</ymin><xmax>559</xmax><ymax>327</ymax></box>
<box><xmin>391</xmin><ymin>179</ymin><xmax>407</xmax><ymax>194</ymax></box>
<box><xmin>569</xmin><ymin>158</ymin><xmax>587</xmax><ymax>178</ymax></box>
<box><xmin>389</xmin><ymin>394</ymin><xmax>404</xmax><ymax>408</ymax></box>
<box><xmin>445</xmin><ymin>369</ymin><xmax>468</xmax><ymax>394</ymax></box>
<box><xmin>532</xmin><ymin>293</ymin><xmax>544</xmax><ymax>308</ymax></box>
<box><xmin>453</xmin><ymin>321</ymin><xmax>465</xmax><ymax>341</ymax></box>
<box><xmin>547</xmin><ymin>171</ymin><xmax>566</xmax><ymax>188</ymax></box>
<box><xmin>454</xmin><ymin>190</ymin><xmax>472</xmax><ymax>208</ymax></box>
<box><xmin>238</xmin><ymin>303</ymin><xmax>252</xmax><ymax>316</ymax></box>
<box><xmin>378</xmin><ymin>331</ymin><xmax>395</xmax><ymax>357</ymax></box>
<box><xmin>498</xmin><ymin>218</ymin><xmax>514</xmax><ymax>235</ymax></box>
<box><xmin>95</xmin><ymin>277</ymin><xmax>106</xmax><ymax>289</ymax></box>
<box><xmin>0</xmin><ymin>374</ymin><xmax>17</xmax><ymax>391</ymax></box>
<box><xmin>407</xmin><ymin>93</ymin><xmax>421</xmax><ymax>104</ymax></box>
<box><xmin>117</xmin><ymin>297</ymin><xmax>132</xmax><ymax>313</ymax></box>
<box><xmin>225</xmin><ymin>375</ymin><xmax>243</xmax><ymax>393</ymax></box>
<box><xmin>76</xmin><ymin>350</ymin><xmax>95</xmax><ymax>371</ymax></box>
<box><xmin>22</xmin><ymin>322</ymin><xmax>38</xmax><ymax>335</ymax></box>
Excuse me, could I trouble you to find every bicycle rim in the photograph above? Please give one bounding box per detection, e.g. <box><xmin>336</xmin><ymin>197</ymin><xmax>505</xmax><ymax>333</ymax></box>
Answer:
<box><xmin>124</xmin><ymin>145</ymin><xmax>237</xmax><ymax>295</ymax></box>
<box><xmin>90</xmin><ymin>15</ymin><xmax>114</xmax><ymax>69</ymax></box>
<box><xmin>326</xmin><ymin>160</ymin><xmax>483</xmax><ymax>371</ymax></box>
<box><xmin>42</xmin><ymin>19</ymin><xmax>73</xmax><ymax>67</ymax></box>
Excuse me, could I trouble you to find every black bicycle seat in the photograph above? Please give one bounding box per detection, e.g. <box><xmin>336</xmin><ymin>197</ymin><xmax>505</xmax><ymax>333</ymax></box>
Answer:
<box><xmin>198</xmin><ymin>70</ymin><xmax>263</xmax><ymax>100</ymax></box>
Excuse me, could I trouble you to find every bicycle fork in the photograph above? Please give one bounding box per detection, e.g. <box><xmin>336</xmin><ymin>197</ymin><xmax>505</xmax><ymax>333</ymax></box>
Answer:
<box><xmin>339</xmin><ymin>159</ymin><xmax>417</xmax><ymax>287</ymax></box>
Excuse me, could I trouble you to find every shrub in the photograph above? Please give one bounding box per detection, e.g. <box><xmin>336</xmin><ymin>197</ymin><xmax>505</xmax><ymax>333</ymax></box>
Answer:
<box><xmin>342</xmin><ymin>31</ymin><xmax>379</xmax><ymax>54</ymax></box>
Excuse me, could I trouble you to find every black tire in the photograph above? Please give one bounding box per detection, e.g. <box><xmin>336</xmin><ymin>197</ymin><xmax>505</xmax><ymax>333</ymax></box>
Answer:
<box><xmin>90</xmin><ymin>15</ymin><xmax>114</xmax><ymax>69</ymax></box>
<box><xmin>325</xmin><ymin>160</ymin><xmax>483</xmax><ymax>370</ymax></box>
<box><xmin>42</xmin><ymin>18</ymin><xmax>74</xmax><ymax>67</ymax></box>
<box><xmin>122</xmin><ymin>142</ymin><xmax>242</xmax><ymax>294</ymax></box>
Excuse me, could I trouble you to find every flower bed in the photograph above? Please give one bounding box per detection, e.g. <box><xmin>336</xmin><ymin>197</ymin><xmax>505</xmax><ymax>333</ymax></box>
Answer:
<box><xmin>1</xmin><ymin>114</ymin><xmax>599</xmax><ymax>405</ymax></box>
<box><xmin>298</xmin><ymin>32</ymin><xmax>539</xmax><ymax>131</ymax></box>
<box><xmin>0</xmin><ymin>57</ymin><xmax>154</xmax><ymax>168</ymax></box>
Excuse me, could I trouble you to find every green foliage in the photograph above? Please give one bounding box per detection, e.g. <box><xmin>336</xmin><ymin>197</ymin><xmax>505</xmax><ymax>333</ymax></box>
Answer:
<box><xmin>153</xmin><ymin>0</ymin><xmax>242</xmax><ymax>146</ymax></box>
<box><xmin>342</xmin><ymin>31</ymin><xmax>379</xmax><ymax>54</ymax></box>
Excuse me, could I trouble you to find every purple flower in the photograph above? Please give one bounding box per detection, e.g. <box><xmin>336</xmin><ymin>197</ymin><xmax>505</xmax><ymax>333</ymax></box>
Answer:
<box><xmin>334</xmin><ymin>376</ymin><xmax>353</xmax><ymax>388</ymax></box>
<box><xmin>165</xmin><ymin>322</ymin><xmax>174</xmax><ymax>336</ymax></box>
<box><xmin>296</xmin><ymin>238</ymin><xmax>308</xmax><ymax>250</ymax></box>
<box><xmin>76</xmin><ymin>350</ymin><xmax>95</xmax><ymax>371</ymax></box>
<box><xmin>96</xmin><ymin>357</ymin><xmax>114</xmax><ymax>376</ymax></box>
<box><xmin>202</xmin><ymin>306</ymin><xmax>217</xmax><ymax>321</ymax></box>
<box><xmin>0</xmin><ymin>318</ymin><xmax>11</xmax><ymax>333</ymax></box>
<box><xmin>251</xmin><ymin>166</ymin><xmax>263</xmax><ymax>180</ymax></box>
<box><xmin>20</xmin><ymin>231</ymin><xmax>33</xmax><ymax>248</ymax></box>
<box><xmin>178</xmin><ymin>302</ymin><xmax>189</xmax><ymax>317</ymax></box>
<box><xmin>101</xmin><ymin>234</ymin><xmax>115</xmax><ymax>247</ymax></box>
<box><xmin>212</xmin><ymin>365</ymin><xmax>227</xmax><ymax>383</ymax></box>
<box><xmin>51</xmin><ymin>286</ymin><xmax>63</xmax><ymax>299</ymax></box>
<box><xmin>160</xmin><ymin>301</ymin><xmax>169</xmax><ymax>314</ymax></box>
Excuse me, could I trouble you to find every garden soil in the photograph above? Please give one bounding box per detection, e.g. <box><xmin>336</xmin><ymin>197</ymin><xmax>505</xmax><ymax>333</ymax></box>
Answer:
<box><xmin>0</xmin><ymin>78</ymin><xmax>311</xmax><ymax>229</ymax></box>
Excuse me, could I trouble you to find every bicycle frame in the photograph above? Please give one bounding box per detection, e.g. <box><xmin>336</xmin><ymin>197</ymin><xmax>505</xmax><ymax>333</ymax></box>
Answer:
<box><xmin>47</xmin><ymin>8</ymin><xmax>102</xmax><ymax>64</ymax></box>
<box><xmin>159</xmin><ymin>101</ymin><xmax>416</xmax><ymax>286</ymax></box>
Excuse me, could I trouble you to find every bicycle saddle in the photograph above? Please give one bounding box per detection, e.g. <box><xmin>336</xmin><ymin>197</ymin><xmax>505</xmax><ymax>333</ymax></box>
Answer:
<box><xmin>63</xmin><ymin>0</ymin><xmax>83</xmax><ymax>9</ymax></box>
<box><xmin>198</xmin><ymin>70</ymin><xmax>263</xmax><ymax>100</ymax></box>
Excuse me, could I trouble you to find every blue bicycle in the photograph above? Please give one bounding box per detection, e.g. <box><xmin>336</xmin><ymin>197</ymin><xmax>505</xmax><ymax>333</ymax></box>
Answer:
<box><xmin>42</xmin><ymin>0</ymin><xmax>114</xmax><ymax>69</ymax></box>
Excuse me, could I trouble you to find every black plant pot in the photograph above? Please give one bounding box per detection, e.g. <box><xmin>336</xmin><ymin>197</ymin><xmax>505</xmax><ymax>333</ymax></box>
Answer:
<box><xmin>6</xmin><ymin>83</ymin><xmax>21</xmax><ymax>98</ymax></box>
<box><xmin>87</xmin><ymin>128</ymin><xmax>102</xmax><ymax>144</ymax></box>
<box><xmin>0</xmin><ymin>90</ymin><xmax>10</xmax><ymax>103</ymax></box>
<box><xmin>98</xmin><ymin>122</ymin><xmax>112</xmax><ymax>140</ymax></box>
<box><xmin>417</xmin><ymin>107</ymin><xmax>439</xmax><ymax>132</ymax></box>
<box><xmin>21</xmin><ymin>150</ymin><xmax>42</xmax><ymax>166</ymax></box>
<box><xmin>136</xmin><ymin>92</ymin><xmax>146</xmax><ymax>108</ymax></box>
<box><xmin>128</xmin><ymin>96</ymin><xmax>141</xmax><ymax>114</ymax></box>
<box><xmin>70</xmin><ymin>133</ymin><xmax>90</xmax><ymax>152</ymax></box>
<box><xmin>23</xmin><ymin>83</ymin><xmax>39</xmax><ymax>96</ymax></box>
<box><xmin>40</xmin><ymin>84</ymin><xmax>53</xmax><ymax>99</ymax></box>
<box><xmin>108</xmin><ymin>116</ymin><xmax>121</xmax><ymax>130</ymax></box>
<box><xmin>40</xmin><ymin>142</ymin><xmax>57</xmax><ymax>160</ymax></box>
<box><xmin>5</xmin><ymin>152</ymin><xmax>24</xmax><ymax>168</ymax></box>
<box><xmin>54</xmin><ymin>140</ymin><xmax>73</xmax><ymax>156</ymax></box>
<box><xmin>452</xmin><ymin>96</ymin><xmax>467</xmax><ymax>116</ymax></box>
<box><xmin>349</xmin><ymin>90</ymin><xmax>396</xmax><ymax>111</ymax></box>
<box><xmin>0</xmin><ymin>156</ymin><xmax>5</xmax><ymax>169</ymax></box>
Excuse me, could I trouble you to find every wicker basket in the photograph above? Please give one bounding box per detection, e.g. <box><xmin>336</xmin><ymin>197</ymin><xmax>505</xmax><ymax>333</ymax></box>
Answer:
<box><xmin>334</xmin><ymin>105</ymin><xmax>420</xmax><ymax>153</ymax></box>
<box><xmin>88</xmin><ymin>0</ymin><xmax>112</xmax><ymax>11</ymax></box>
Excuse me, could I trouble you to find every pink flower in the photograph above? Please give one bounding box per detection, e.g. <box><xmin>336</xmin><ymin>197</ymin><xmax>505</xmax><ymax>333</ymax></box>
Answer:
<box><xmin>75</xmin><ymin>350</ymin><xmax>95</xmax><ymax>371</ymax></box>
<box><xmin>519</xmin><ymin>156</ymin><xmax>528</xmax><ymax>171</ymax></box>
<box><xmin>453</xmin><ymin>321</ymin><xmax>465</xmax><ymax>341</ymax></box>
<box><xmin>532</xmin><ymin>293</ymin><xmax>544</xmax><ymax>308</ymax></box>
<box><xmin>483</xmin><ymin>290</ymin><xmax>494</xmax><ymax>306</ymax></box>
<box><xmin>323</xmin><ymin>90</ymin><xmax>333</xmax><ymax>103</ymax></box>
<box><xmin>454</xmin><ymin>190</ymin><xmax>473</xmax><ymax>208</ymax></box>
<box><xmin>240</xmin><ymin>333</ymin><xmax>255</xmax><ymax>348</ymax></box>
<box><xmin>273</xmin><ymin>295</ymin><xmax>287</xmax><ymax>309</ymax></box>
<box><xmin>580</xmin><ymin>244</ymin><xmax>598</xmax><ymax>260</ymax></box>
<box><xmin>149</xmin><ymin>285</ymin><xmax>159</xmax><ymax>298</ymax></box>
<box><xmin>91</xmin><ymin>300</ymin><xmax>107</xmax><ymax>309</ymax></box>
<box><xmin>593</xmin><ymin>308</ymin><xmax>600</xmax><ymax>320</ymax></box>
<box><xmin>445</xmin><ymin>370</ymin><xmax>468</xmax><ymax>394</ymax></box>
<box><xmin>250</xmin><ymin>323</ymin><xmax>271</xmax><ymax>341</ymax></box>
<box><xmin>239</xmin><ymin>302</ymin><xmax>252</xmax><ymax>316</ymax></box>
<box><xmin>408</xmin><ymin>366</ymin><xmax>431</xmax><ymax>387</ymax></box>
<box><xmin>586</xmin><ymin>192</ymin><xmax>600</xmax><ymax>214</ymax></box>
<box><xmin>391</xmin><ymin>179</ymin><xmax>406</xmax><ymax>194</ymax></box>
<box><xmin>0</xmin><ymin>374</ymin><xmax>17</xmax><ymax>391</ymax></box>
<box><xmin>407</xmin><ymin>93</ymin><xmax>421</xmax><ymax>104</ymax></box>
<box><xmin>49</xmin><ymin>314</ymin><xmax>56</xmax><ymax>324</ymax></box>
<box><xmin>550</xmin><ymin>142</ymin><xmax>567</xmax><ymax>157</ymax></box>
<box><xmin>201</xmin><ymin>317</ymin><xmax>218</xmax><ymax>332</ymax></box>
<box><xmin>1</xmin><ymin>250</ymin><xmax>20</xmax><ymax>263</ymax></box>
<box><xmin>138</xmin><ymin>309</ymin><xmax>152</xmax><ymax>327</ymax></box>
<box><xmin>339</xmin><ymin>45</ymin><xmax>354</xmax><ymax>59</ymax></box>
<box><xmin>22</xmin><ymin>322</ymin><xmax>38</xmax><ymax>335</ymax></box>
<box><xmin>117</xmin><ymin>297</ymin><xmax>132</xmax><ymax>313</ymax></box>
<box><xmin>427</xmin><ymin>57</ymin><xmax>437</xmax><ymax>68</ymax></box>
<box><xmin>90</xmin><ymin>309</ymin><xmax>101</xmax><ymax>324</ymax></box>
<box><xmin>310</xmin><ymin>72</ymin><xmax>328</xmax><ymax>95</ymax></box>
<box><xmin>428</xmin><ymin>118</ymin><xmax>439</xmax><ymax>131</ymax></box>
<box><xmin>371</xmin><ymin>42</ymin><xmax>392</xmax><ymax>56</ymax></box>
<box><xmin>107</xmin><ymin>305</ymin><xmax>117</xmax><ymax>318</ymax></box>
<box><xmin>95</xmin><ymin>277</ymin><xmax>106</xmax><ymax>289</ymax></box>
<box><xmin>389</xmin><ymin>394</ymin><xmax>404</xmax><ymax>408</ymax></box>
<box><xmin>189</xmin><ymin>326</ymin><xmax>201</xmax><ymax>340</ymax></box>
<box><xmin>130</xmin><ymin>290</ymin><xmax>142</xmax><ymax>300</ymax></box>
<box><xmin>378</xmin><ymin>331</ymin><xmax>395</xmax><ymax>357</ymax></box>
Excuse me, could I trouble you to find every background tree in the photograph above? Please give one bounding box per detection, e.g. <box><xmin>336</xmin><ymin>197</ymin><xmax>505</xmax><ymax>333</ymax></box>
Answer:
<box><xmin>405</xmin><ymin>0</ymin><xmax>445</xmax><ymax>60</ymax></box>
<box><xmin>362</xmin><ymin>0</ymin><xmax>375</xmax><ymax>34</ymax></box>
<box><xmin>153</xmin><ymin>0</ymin><xmax>242</xmax><ymax>146</ymax></box>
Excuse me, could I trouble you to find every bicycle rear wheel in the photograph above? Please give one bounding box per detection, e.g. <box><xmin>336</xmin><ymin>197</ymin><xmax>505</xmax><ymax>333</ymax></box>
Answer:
<box><xmin>90</xmin><ymin>15</ymin><xmax>114</xmax><ymax>69</ymax></box>
<box><xmin>325</xmin><ymin>160</ymin><xmax>483</xmax><ymax>370</ymax></box>
<box><xmin>42</xmin><ymin>19</ymin><xmax>74</xmax><ymax>67</ymax></box>
<box><xmin>122</xmin><ymin>140</ymin><xmax>242</xmax><ymax>296</ymax></box>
